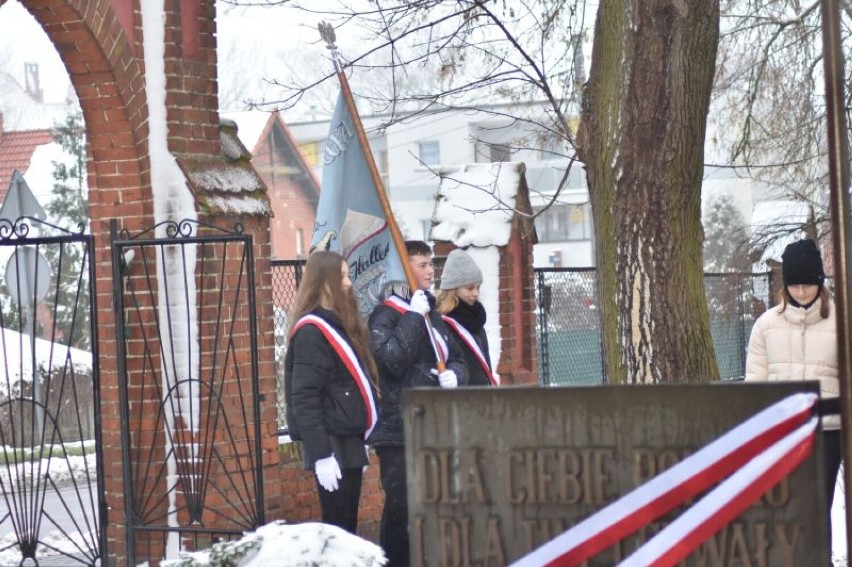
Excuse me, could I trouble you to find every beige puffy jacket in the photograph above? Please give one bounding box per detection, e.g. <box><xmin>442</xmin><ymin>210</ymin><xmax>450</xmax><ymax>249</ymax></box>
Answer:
<box><xmin>745</xmin><ymin>298</ymin><xmax>839</xmax><ymax>430</ymax></box>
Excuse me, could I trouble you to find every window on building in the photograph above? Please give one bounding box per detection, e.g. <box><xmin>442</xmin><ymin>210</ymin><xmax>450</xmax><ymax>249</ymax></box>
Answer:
<box><xmin>538</xmin><ymin>135</ymin><xmax>563</xmax><ymax>161</ymax></box>
<box><xmin>474</xmin><ymin>142</ymin><xmax>488</xmax><ymax>163</ymax></box>
<box><xmin>490</xmin><ymin>143</ymin><xmax>512</xmax><ymax>162</ymax></box>
<box><xmin>534</xmin><ymin>203</ymin><xmax>592</xmax><ymax>242</ymax></box>
<box><xmin>474</xmin><ymin>141</ymin><xmax>513</xmax><ymax>163</ymax></box>
<box><xmin>299</xmin><ymin>142</ymin><xmax>320</xmax><ymax>167</ymax></box>
<box><xmin>419</xmin><ymin>141</ymin><xmax>440</xmax><ymax>166</ymax></box>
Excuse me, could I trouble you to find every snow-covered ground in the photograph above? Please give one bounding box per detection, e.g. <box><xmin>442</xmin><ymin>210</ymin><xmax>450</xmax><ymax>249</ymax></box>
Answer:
<box><xmin>0</xmin><ymin>444</ymin><xmax>95</xmax><ymax>490</ymax></box>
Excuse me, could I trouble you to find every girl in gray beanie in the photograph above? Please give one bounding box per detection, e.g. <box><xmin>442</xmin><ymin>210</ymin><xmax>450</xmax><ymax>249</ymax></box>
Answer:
<box><xmin>436</xmin><ymin>249</ymin><xmax>497</xmax><ymax>386</ymax></box>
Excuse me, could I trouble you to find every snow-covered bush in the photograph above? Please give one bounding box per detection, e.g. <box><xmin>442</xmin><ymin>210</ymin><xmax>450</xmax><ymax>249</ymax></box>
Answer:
<box><xmin>161</xmin><ymin>521</ymin><xmax>386</xmax><ymax>567</ymax></box>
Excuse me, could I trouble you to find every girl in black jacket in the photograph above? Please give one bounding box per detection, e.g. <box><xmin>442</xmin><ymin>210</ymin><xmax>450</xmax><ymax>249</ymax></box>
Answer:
<box><xmin>436</xmin><ymin>248</ymin><xmax>497</xmax><ymax>386</ymax></box>
<box><xmin>284</xmin><ymin>251</ymin><xmax>379</xmax><ymax>534</ymax></box>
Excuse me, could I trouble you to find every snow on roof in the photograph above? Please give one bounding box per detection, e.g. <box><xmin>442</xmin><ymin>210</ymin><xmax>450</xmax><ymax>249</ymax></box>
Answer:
<box><xmin>431</xmin><ymin>162</ymin><xmax>523</xmax><ymax>247</ymax></box>
<box><xmin>221</xmin><ymin>110</ymin><xmax>274</xmax><ymax>154</ymax></box>
<box><xmin>0</xmin><ymin>72</ymin><xmax>73</xmax><ymax>132</ymax></box>
<box><xmin>204</xmin><ymin>194</ymin><xmax>272</xmax><ymax>216</ymax></box>
<box><xmin>177</xmin><ymin>121</ymin><xmax>271</xmax><ymax>216</ymax></box>
<box><xmin>0</xmin><ymin>326</ymin><xmax>92</xmax><ymax>381</ymax></box>
<box><xmin>527</xmin><ymin>186</ymin><xmax>588</xmax><ymax>209</ymax></box>
<box><xmin>180</xmin><ymin>156</ymin><xmax>271</xmax><ymax>216</ymax></box>
<box><xmin>23</xmin><ymin>142</ymin><xmax>65</xmax><ymax>205</ymax></box>
<box><xmin>0</xmin><ymin>131</ymin><xmax>53</xmax><ymax>195</ymax></box>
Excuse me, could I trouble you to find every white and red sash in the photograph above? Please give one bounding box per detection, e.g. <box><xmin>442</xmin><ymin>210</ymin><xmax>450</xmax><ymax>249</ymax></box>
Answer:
<box><xmin>442</xmin><ymin>315</ymin><xmax>498</xmax><ymax>386</ymax></box>
<box><xmin>509</xmin><ymin>392</ymin><xmax>818</xmax><ymax>567</ymax></box>
<box><xmin>293</xmin><ymin>314</ymin><xmax>378</xmax><ymax>440</ymax></box>
<box><xmin>382</xmin><ymin>296</ymin><xmax>449</xmax><ymax>363</ymax></box>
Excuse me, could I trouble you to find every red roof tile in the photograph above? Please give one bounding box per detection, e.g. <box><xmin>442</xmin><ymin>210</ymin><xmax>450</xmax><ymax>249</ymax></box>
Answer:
<box><xmin>0</xmin><ymin>129</ymin><xmax>53</xmax><ymax>201</ymax></box>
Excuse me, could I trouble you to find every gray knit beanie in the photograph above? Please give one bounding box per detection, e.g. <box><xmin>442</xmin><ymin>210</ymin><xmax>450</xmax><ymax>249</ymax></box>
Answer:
<box><xmin>440</xmin><ymin>249</ymin><xmax>483</xmax><ymax>290</ymax></box>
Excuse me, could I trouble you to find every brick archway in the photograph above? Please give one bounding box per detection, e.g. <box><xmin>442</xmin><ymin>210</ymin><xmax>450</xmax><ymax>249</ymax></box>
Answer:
<box><xmin>18</xmin><ymin>0</ymin><xmax>151</xmax><ymax>223</ymax></box>
<box><xmin>6</xmin><ymin>1</ymin><xmax>279</xmax><ymax>563</ymax></box>
<box><xmin>15</xmin><ymin>0</ymin><xmax>152</xmax><ymax>564</ymax></box>
<box><xmin>14</xmin><ymin>0</ymin><xmax>151</xmax><ymax>562</ymax></box>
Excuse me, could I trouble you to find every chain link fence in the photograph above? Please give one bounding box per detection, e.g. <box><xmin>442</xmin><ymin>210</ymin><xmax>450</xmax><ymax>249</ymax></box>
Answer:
<box><xmin>704</xmin><ymin>272</ymin><xmax>773</xmax><ymax>381</ymax></box>
<box><xmin>271</xmin><ymin>260</ymin><xmax>304</xmax><ymax>430</ymax></box>
<box><xmin>271</xmin><ymin>260</ymin><xmax>774</xmax><ymax>427</ymax></box>
<box><xmin>536</xmin><ymin>268</ymin><xmax>602</xmax><ymax>385</ymax></box>
<box><xmin>535</xmin><ymin>268</ymin><xmax>774</xmax><ymax>385</ymax></box>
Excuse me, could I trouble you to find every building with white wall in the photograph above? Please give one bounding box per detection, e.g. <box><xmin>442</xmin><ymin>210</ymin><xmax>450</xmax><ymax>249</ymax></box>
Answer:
<box><xmin>285</xmin><ymin>101</ymin><xmax>596</xmax><ymax>268</ymax></box>
<box><xmin>264</xmin><ymin>103</ymin><xmax>790</xmax><ymax>270</ymax></box>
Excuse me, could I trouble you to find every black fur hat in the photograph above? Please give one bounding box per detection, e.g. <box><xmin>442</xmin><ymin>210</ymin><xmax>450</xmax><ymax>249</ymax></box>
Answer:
<box><xmin>781</xmin><ymin>239</ymin><xmax>825</xmax><ymax>286</ymax></box>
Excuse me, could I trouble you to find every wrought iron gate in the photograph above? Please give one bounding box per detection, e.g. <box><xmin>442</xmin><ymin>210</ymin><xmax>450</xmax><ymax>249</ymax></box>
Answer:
<box><xmin>0</xmin><ymin>217</ymin><xmax>104</xmax><ymax>565</ymax></box>
<box><xmin>111</xmin><ymin>219</ymin><xmax>264</xmax><ymax>564</ymax></box>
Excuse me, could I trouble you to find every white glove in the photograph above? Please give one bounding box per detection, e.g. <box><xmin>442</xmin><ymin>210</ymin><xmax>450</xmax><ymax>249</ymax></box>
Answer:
<box><xmin>438</xmin><ymin>369</ymin><xmax>458</xmax><ymax>389</ymax></box>
<box><xmin>315</xmin><ymin>455</ymin><xmax>342</xmax><ymax>492</ymax></box>
<box><xmin>408</xmin><ymin>290</ymin><xmax>430</xmax><ymax>315</ymax></box>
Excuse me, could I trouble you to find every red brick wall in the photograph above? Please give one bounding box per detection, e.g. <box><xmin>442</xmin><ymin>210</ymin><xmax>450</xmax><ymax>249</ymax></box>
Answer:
<box><xmin>246</xmin><ymin>217</ymin><xmax>286</xmax><ymax>522</ymax></box>
<box><xmin>162</xmin><ymin>1</ymin><xmax>219</xmax><ymax>156</ymax></box>
<box><xmin>23</xmin><ymin>2</ymin><xmax>151</xmax><ymax>562</ymax></box>
<box><xmin>251</xmin><ymin>130</ymin><xmax>318</xmax><ymax>260</ymax></box>
<box><xmin>277</xmin><ymin>442</ymin><xmax>383</xmax><ymax>541</ymax></box>
<box><xmin>267</xmin><ymin>176</ymin><xmax>317</xmax><ymax>260</ymax></box>
<box><xmin>498</xmin><ymin>218</ymin><xmax>538</xmax><ymax>385</ymax></box>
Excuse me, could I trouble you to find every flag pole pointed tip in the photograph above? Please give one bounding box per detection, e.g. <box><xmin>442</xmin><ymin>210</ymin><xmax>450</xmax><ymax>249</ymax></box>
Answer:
<box><xmin>318</xmin><ymin>21</ymin><xmax>337</xmax><ymax>50</ymax></box>
<box><xmin>318</xmin><ymin>21</ymin><xmax>343</xmax><ymax>73</ymax></box>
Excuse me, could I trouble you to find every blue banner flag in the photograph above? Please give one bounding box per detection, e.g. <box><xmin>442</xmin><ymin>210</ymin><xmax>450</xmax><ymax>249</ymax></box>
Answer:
<box><xmin>312</xmin><ymin>93</ymin><xmax>406</xmax><ymax>313</ymax></box>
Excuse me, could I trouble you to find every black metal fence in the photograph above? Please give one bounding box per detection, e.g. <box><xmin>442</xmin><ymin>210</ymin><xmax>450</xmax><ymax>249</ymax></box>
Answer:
<box><xmin>271</xmin><ymin>260</ymin><xmax>774</xmax><ymax>426</ymax></box>
<box><xmin>111</xmin><ymin>220</ymin><xmax>264</xmax><ymax>564</ymax></box>
<box><xmin>0</xmin><ymin>217</ymin><xmax>104</xmax><ymax>566</ymax></box>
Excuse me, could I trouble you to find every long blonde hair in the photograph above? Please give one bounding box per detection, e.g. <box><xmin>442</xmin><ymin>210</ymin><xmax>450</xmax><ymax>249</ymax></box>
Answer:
<box><xmin>287</xmin><ymin>251</ymin><xmax>379</xmax><ymax>384</ymax></box>
<box><xmin>435</xmin><ymin>289</ymin><xmax>459</xmax><ymax>315</ymax></box>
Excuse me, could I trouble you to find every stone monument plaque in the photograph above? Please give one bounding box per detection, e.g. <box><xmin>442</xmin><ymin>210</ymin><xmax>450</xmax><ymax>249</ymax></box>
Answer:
<box><xmin>403</xmin><ymin>383</ymin><xmax>828</xmax><ymax>566</ymax></box>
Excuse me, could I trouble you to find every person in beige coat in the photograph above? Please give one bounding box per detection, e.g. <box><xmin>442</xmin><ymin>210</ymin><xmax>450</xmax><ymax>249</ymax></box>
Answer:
<box><xmin>745</xmin><ymin>238</ymin><xmax>840</xmax><ymax>555</ymax></box>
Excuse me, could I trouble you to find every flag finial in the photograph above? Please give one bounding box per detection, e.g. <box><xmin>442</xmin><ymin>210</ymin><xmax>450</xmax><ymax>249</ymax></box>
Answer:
<box><xmin>318</xmin><ymin>21</ymin><xmax>344</xmax><ymax>74</ymax></box>
<box><xmin>318</xmin><ymin>21</ymin><xmax>336</xmax><ymax>48</ymax></box>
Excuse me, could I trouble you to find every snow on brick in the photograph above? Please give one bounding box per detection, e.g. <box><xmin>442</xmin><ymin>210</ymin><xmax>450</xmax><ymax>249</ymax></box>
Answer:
<box><xmin>431</xmin><ymin>162</ymin><xmax>522</xmax><ymax>248</ymax></box>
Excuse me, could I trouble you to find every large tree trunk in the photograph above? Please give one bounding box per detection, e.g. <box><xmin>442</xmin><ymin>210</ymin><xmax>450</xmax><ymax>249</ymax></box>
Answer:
<box><xmin>578</xmin><ymin>1</ymin><xmax>720</xmax><ymax>383</ymax></box>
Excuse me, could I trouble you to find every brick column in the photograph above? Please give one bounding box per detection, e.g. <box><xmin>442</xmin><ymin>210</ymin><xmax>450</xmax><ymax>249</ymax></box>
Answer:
<box><xmin>433</xmin><ymin>228</ymin><xmax>538</xmax><ymax>385</ymax></box>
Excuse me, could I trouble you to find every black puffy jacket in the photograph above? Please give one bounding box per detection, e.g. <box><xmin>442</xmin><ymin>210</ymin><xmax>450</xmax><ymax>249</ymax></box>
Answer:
<box><xmin>284</xmin><ymin>308</ymin><xmax>377</xmax><ymax>468</ymax></box>
<box><xmin>367</xmin><ymin>293</ymin><xmax>468</xmax><ymax>446</ymax></box>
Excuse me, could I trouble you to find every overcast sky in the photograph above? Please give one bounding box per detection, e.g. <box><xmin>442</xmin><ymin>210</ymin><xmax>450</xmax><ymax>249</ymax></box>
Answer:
<box><xmin>0</xmin><ymin>0</ymin><xmax>356</xmax><ymax>114</ymax></box>
<box><xmin>0</xmin><ymin>1</ymin><xmax>70</xmax><ymax>103</ymax></box>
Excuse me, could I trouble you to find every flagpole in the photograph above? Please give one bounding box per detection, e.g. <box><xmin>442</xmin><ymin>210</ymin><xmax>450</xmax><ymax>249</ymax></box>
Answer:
<box><xmin>319</xmin><ymin>22</ymin><xmax>448</xmax><ymax>373</ymax></box>
<box><xmin>819</xmin><ymin>0</ymin><xmax>852</xmax><ymax>541</ymax></box>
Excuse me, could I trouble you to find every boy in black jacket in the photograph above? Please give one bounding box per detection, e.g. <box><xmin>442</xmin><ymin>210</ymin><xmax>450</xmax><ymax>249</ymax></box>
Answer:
<box><xmin>368</xmin><ymin>240</ymin><xmax>468</xmax><ymax>566</ymax></box>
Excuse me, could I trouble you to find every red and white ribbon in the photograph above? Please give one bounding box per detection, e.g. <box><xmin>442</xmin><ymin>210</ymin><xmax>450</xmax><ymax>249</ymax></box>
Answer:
<box><xmin>383</xmin><ymin>294</ymin><xmax>413</xmax><ymax>315</ymax></box>
<box><xmin>293</xmin><ymin>314</ymin><xmax>379</xmax><ymax>440</ymax></box>
<box><xmin>620</xmin><ymin>417</ymin><xmax>817</xmax><ymax>566</ymax></box>
<box><xmin>442</xmin><ymin>315</ymin><xmax>498</xmax><ymax>385</ymax></box>
<box><xmin>383</xmin><ymin>296</ymin><xmax>449</xmax><ymax>363</ymax></box>
<box><xmin>509</xmin><ymin>392</ymin><xmax>818</xmax><ymax>567</ymax></box>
